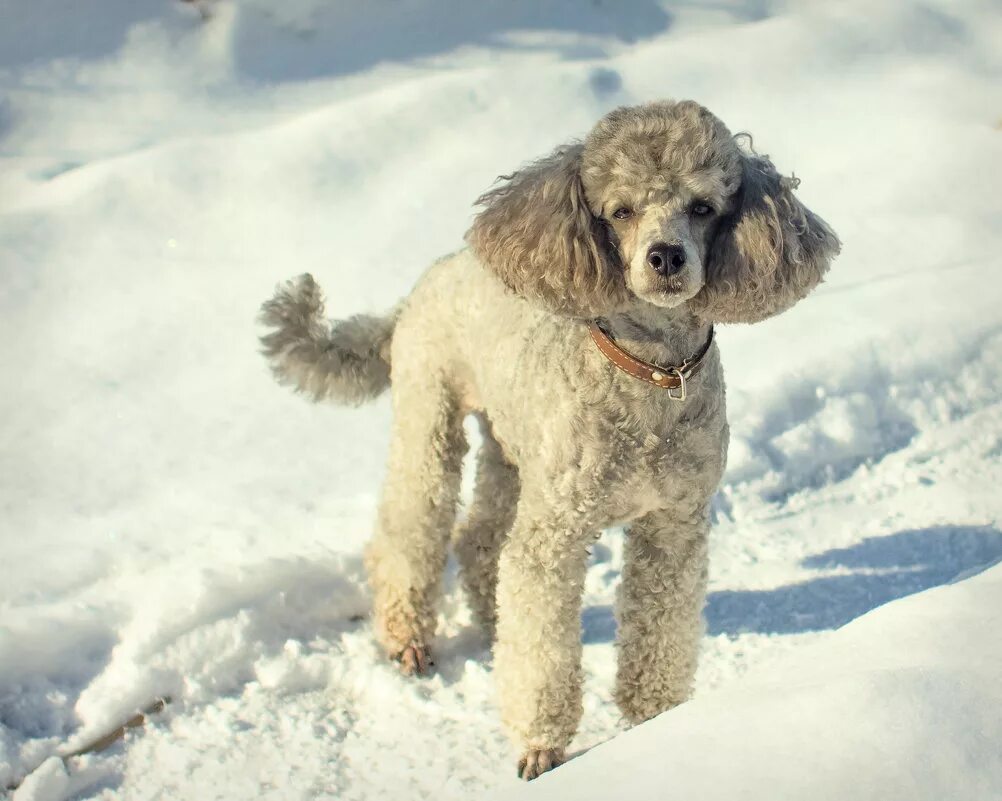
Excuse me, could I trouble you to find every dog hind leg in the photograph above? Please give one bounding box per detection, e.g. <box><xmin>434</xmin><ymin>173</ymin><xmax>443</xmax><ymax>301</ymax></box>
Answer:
<box><xmin>452</xmin><ymin>412</ymin><xmax>519</xmax><ymax>638</ymax></box>
<box><xmin>365</xmin><ymin>372</ymin><xmax>467</xmax><ymax>674</ymax></box>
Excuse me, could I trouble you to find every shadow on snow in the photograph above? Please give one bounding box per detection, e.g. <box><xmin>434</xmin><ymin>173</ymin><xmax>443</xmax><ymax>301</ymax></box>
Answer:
<box><xmin>230</xmin><ymin>0</ymin><xmax>674</xmax><ymax>83</ymax></box>
<box><xmin>582</xmin><ymin>525</ymin><xmax>1002</xmax><ymax>642</ymax></box>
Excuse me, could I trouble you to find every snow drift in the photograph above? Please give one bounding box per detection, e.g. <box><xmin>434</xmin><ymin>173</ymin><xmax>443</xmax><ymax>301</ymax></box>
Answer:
<box><xmin>497</xmin><ymin>563</ymin><xmax>1002</xmax><ymax>801</ymax></box>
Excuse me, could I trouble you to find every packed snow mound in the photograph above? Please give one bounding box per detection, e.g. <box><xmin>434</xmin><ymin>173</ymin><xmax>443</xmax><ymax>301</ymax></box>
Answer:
<box><xmin>499</xmin><ymin>564</ymin><xmax>1002</xmax><ymax>801</ymax></box>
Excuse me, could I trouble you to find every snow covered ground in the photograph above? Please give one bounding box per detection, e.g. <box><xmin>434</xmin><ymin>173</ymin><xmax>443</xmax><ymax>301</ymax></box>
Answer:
<box><xmin>1</xmin><ymin>0</ymin><xmax>1000</xmax><ymax>799</ymax></box>
<box><xmin>499</xmin><ymin>562</ymin><xmax>1002</xmax><ymax>801</ymax></box>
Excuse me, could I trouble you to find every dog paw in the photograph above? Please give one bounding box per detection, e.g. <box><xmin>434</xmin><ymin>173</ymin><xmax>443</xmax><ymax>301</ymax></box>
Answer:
<box><xmin>517</xmin><ymin>748</ymin><xmax>565</xmax><ymax>781</ymax></box>
<box><xmin>394</xmin><ymin>644</ymin><xmax>433</xmax><ymax>676</ymax></box>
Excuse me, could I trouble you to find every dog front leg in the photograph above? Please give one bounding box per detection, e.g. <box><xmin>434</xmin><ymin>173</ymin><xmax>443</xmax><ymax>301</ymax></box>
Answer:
<box><xmin>494</xmin><ymin>504</ymin><xmax>593</xmax><ymax>780</ymax></box>
<box><xmin>614</xmin><ymin>507</ymin><xmax>709</xmax><ymax>723</ymax></box>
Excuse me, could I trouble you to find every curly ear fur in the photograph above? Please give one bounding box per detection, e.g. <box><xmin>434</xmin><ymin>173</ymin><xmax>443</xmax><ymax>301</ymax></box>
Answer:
<box><xmin>690</xmin><ymin>154</ymin><xmax>840</xmax><ymax>324</ymax></box>
<box><xmin>466</xmin><ymin>145</ymin><xmax>629</xmax><ymax>318</ymax></box>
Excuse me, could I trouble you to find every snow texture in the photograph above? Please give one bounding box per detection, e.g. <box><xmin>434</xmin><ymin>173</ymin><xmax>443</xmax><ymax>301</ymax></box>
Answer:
<box><xmin>0</xmin><ymin>0</ymin><xmax>1000</xmax><ymax>799</ymax></box>
<box><xmin>498</xmin><ymin>563</ymin><xmax>1002</xmax><ymax>801</ymax></box>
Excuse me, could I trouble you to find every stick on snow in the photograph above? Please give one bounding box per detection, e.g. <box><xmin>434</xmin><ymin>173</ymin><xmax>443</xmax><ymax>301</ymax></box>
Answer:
<box><xmin>4</xmin><ymin>696</ymin><xmax>171</xmax><ymax>792</ymax></box>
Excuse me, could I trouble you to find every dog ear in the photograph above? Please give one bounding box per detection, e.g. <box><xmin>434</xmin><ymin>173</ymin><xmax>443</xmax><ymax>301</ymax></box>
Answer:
<box><xmin>689</xmin><ymin>154</ymin><xmax>840</xmax><ymax>324</ymax></box>
<box><xmin>466</xmin><ymin>144</ymin><xmax>628</xmax><ymax>318</ymax></box>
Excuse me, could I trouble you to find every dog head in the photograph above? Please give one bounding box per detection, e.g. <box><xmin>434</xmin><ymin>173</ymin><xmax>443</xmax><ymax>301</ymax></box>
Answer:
<box><xmin>467</xmin><ymin>100</ymin><xmax>839</xmax><ymax>323</ymax></box>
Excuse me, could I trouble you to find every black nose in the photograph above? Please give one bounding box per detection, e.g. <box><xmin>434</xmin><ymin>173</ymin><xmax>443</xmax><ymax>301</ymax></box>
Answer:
<box><xmin>647</xmin><ymin>243</ymin><xmax>687</xmax><ymax>276</ymax></box>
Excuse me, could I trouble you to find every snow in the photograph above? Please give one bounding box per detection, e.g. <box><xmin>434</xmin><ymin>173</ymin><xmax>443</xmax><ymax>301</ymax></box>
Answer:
<box><xmin>497</xmin><ymin>563</ymin><xmax>1002</xmax><ymax>801</ymax></box>
<box><xmin>11</xmin><ymin>757</ymin><xmax>70</xmax><ymax>801</ymax></box>
<box><xmin>1</xmin><ymin>0</ymin><xmax>1000</xmax><ymax>799</ymax></box>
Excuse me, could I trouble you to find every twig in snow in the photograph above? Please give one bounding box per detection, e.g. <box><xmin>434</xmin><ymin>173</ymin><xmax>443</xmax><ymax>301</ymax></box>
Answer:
<box><xmin>3</xmin><ymin>696</ymin><xmax>171</xmax><ymax>793</ymax></box>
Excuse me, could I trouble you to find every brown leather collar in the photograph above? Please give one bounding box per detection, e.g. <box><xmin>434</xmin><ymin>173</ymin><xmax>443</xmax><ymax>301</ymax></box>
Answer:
<box><xmin>588</xmin><ymin>320</ymin><xmax>714</xmax><ymax>401</ymax></box>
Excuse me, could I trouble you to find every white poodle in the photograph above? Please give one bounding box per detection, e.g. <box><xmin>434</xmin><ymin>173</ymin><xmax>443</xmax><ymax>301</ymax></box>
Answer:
<box><xmin>259</xmin><ymin>99</ymin><xmax>840</xmax><ymax>779</ymax></box>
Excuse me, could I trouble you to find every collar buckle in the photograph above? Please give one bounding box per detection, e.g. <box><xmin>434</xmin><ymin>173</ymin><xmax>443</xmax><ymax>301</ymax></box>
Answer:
<box><xmin>666</xmin><ymin>368</ymin><xmax>686</xmax><ymax>401</ymax></box>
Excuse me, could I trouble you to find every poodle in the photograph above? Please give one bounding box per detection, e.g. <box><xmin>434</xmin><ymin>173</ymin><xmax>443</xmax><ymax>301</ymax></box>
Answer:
<box><xmin>258</xmin><ymin>99</ymin><xmax>839</xmax><ymax>780</ymax></box>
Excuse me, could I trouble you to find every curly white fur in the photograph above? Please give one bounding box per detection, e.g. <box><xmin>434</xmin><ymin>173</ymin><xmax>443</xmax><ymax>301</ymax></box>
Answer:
<box><xmin>259</xmin><ymin>273</ymin><xmax>396</xmax><ymax>405</ymax></box>
<box><xmin>259</xmin><ymin>99</ymin><xmax>839</xmax><ymax>781</ymax></box>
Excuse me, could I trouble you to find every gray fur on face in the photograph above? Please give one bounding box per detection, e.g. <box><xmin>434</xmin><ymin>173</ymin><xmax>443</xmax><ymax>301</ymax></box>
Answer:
<box><xmin>465</xmin><ymin>145</ymin><xmax>632</xmax><ymax>318</ymax></box>
<box><xmin>468</xmin><ymin>99</ymin><xmax>839</xmax><ymax>323</ymax></box>
<box><xmin>257</xmin><ymin>98</ymin><xmax>839</xmax><ymax>781</ymax></box>
<box><xmin>689</xmin><ymin>155</ymin><xmax>841</xmax><ymax>323</ymax></box>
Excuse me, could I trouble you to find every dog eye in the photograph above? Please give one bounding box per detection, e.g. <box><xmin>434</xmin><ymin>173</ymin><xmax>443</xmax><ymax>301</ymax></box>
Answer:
<box><xmin>691</xmin><ymin>203</ymin><xmax>714</xmax><ymax>217</ymax></box>
<box><xmin>612</xmin><ymin>207</ymin><xmax>633</xmax><ymax>220</ymax></box>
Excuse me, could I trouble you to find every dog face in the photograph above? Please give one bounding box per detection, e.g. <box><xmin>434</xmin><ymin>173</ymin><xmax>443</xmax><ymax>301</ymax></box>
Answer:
<box><xmin>468</xmin><ymin>100</ymin><xmax>839</xmax><ymax>323</ymax></box>
<box><xmin>580</xmin><ymin>101</ymin><xmax>742</xmax><ymax>310</ymax></box>
<box><xmin>593</xmin><ymin>184</ymin><xmax>725</xmax><ymax>310</ymax></box>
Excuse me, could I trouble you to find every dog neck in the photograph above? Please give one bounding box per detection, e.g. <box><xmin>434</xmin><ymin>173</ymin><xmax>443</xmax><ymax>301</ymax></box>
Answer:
<box><xmin>599</xmin><ymin>304</ymin><xmax>711</xmax><ymax>370</ymax></box>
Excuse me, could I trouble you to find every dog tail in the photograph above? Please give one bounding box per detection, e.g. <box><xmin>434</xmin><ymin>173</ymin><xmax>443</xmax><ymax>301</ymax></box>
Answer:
<box><xmin>258</xmin><ymin>273</ymin><xmax>397</xmax><ymax>405</ymax></box>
